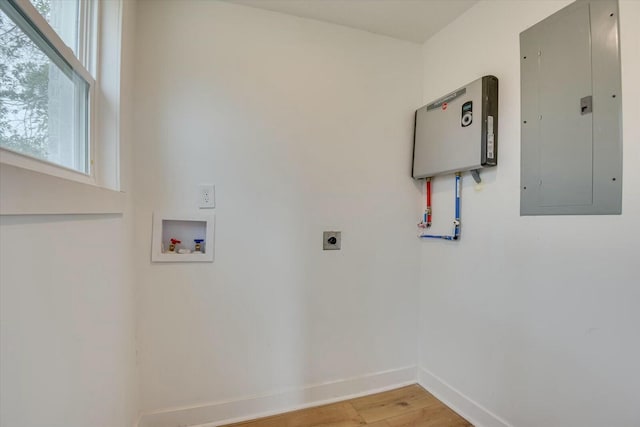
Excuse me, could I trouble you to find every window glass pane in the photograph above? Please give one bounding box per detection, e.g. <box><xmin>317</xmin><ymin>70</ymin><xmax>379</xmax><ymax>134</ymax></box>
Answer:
<box><xmin>0</xmin><ymin>6</ymin><xmax>89</xmax><ymax>174</ymax></box>
<box><xmin>30</xmin><ymin>0</ymin><xmax>79</xmax><ymax>55</ymax></box>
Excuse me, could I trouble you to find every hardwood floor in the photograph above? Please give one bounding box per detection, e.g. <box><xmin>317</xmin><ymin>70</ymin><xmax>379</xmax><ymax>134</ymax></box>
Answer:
<box><xmin>221</xmin><ymin>384</ymin><xmax>472</xmax><ymax>427</ymax></box>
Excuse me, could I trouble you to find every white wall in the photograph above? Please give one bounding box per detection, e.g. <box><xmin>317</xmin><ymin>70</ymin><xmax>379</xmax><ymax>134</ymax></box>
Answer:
<box><xmin>133</xmin><ymin>1</ymin><xmax>422</xmax><ymax>424</ymax></box>
<box><xmin>0</xmin><ymin>2</ymin><xmax>139</xmax><ymax>426</ymax></box>
<box><xmin>418</xmin><ymin>1</ymin><xmax>640</xmax><ymax>427</ymax></box>
<box><xmin>0</xmin><ymin>215</ymin><xmax>138</xmax><ymax>427</ymax></box>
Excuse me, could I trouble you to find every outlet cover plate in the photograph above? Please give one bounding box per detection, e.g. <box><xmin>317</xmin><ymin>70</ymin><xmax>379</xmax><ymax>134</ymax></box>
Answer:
<box><xmin>198</xmin><ymin>184</ymin><xmax>215</xmax><ymax>209</ymax></box>
<box><xmin>323</xmin><ymin>231</ymin><xmax>341</xmax><ymax>250</ymax></box>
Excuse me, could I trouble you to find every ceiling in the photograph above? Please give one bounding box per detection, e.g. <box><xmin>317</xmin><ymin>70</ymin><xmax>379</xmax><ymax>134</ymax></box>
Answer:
<box><xmin>226</xmin><ymin>0</ymin><xmax>478</xmax><ymax>43</ymax></box>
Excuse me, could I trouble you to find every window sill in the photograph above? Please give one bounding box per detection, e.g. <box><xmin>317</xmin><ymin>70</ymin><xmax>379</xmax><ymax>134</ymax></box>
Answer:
<box><xmin>0</xmin><ymin>163</ymin><xmax>125</xmax><ymax>215</ymax></box>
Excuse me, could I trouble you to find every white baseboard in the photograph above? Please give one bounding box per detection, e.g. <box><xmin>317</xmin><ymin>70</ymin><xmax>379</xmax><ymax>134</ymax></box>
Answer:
<box><xmin>418</xmin><ymin>367</ymin><xmax>512</xmax><ymax>427</ymax></box>
<box><xmin>138</xmin><ymin>365</ymin><xmax>417</xmax><ymax>427</ymax></box>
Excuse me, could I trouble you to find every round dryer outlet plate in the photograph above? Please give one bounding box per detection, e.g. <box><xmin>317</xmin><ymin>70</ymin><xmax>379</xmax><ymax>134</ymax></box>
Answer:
<box><xmin>323</xmin><ymin>231</ymin><xmax>341</xmax><ymax>250</ymax></box>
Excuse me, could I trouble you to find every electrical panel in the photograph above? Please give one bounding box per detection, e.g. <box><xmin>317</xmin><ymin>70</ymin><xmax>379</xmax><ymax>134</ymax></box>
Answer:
<box><xmin>412</xmin><ymin>75</ymin><xmax>498</xmax><ymax>179</ymax></box>
<box><xmin>520</xmin><ymin>0</ymin><xmax>622</xmax><ymax>215</ymax></box>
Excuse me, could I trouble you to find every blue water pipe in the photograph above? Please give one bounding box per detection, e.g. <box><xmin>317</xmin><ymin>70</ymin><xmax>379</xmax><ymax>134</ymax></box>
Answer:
<box><xmin>419</xmin><ymin>172</ymin><xmax>461</xmax><ymax>241</ymax></box>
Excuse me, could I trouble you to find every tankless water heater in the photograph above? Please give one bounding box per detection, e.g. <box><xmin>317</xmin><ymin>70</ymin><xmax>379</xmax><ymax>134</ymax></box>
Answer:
<box><xmin>412</xmin><ymin>75</ymin><xmax>498</xmax><ymax>179</ymax></box>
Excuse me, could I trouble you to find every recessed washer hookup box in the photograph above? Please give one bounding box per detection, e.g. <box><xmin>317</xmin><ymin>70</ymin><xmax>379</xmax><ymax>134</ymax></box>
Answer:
<box><xmin>412</xmin><ymin>75</ymin><xmax>498</xmax><ymax>179</ymax></box>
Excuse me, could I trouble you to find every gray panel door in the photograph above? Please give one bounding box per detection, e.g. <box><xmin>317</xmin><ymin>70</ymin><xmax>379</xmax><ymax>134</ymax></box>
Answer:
<box><xmin>538</xmin><ymin>3</ymin><xmax>592</xmax><ymax>207</ymax></box>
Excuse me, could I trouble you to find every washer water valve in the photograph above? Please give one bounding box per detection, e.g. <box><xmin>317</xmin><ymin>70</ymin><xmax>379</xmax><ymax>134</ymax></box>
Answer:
<box><xmin>169</xmin><ymin>238</ymin><xmax>181</xmax><ymax>253</ymax></box>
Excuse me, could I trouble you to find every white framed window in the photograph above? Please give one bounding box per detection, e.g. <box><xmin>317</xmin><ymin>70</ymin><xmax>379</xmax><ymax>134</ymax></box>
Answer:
<box><xmin>0</xmin><ymin>0</ymin><xmax>128</xmax><ymax>215</ymax></box>
<box><xmin>0</xmin><ymin>0</ymin><xmax>97</xmax><ymax>183</ymax></box>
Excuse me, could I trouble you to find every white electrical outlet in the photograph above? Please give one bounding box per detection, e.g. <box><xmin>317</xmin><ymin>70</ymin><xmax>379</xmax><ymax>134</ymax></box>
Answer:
<box><xmin>198</xmin><ymin>184</ymin><xmax>215</xmax><ymax>208</ymax></box>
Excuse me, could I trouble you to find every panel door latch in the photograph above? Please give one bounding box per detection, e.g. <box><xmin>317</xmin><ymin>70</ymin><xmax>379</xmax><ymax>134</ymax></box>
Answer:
<box><xmin>580</xmin><ymin>95</ymin><xmax>593</xmax><ymax>115</ymax></box>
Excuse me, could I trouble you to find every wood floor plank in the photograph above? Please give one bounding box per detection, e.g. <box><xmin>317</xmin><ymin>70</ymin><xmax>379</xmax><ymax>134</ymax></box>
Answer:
<box><xmin>350</xmin><ymin>385</ymin><xmax>427</xmax><ymax>410</ymax></box>
<box><xmin>223</xmin><ymin>402</ymin><xmax>366</xmax><ymax>427</ymax></box>
<box><xmin>365</xmin><ymin>421</ymin><xmax>391</xmax><ymax>427</ymax></box>
<box><xmin>385</xmin><ymin>405</ymin><xmax>472</xmax><ymax>427</ymax></box>
<box><xmin>349</xmin><ymin>385</ymin><xmax>440</xmax><ymax>423</ymax></box>
<box><xmin>221</xmin><ymin>385</ymin><xmax>471</xmax><ymax>427</ymax></box>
